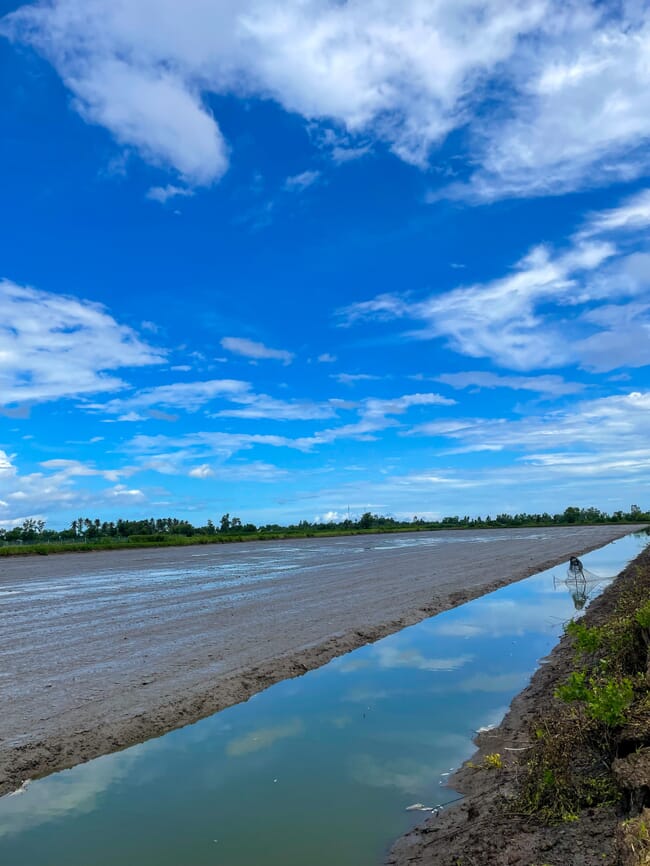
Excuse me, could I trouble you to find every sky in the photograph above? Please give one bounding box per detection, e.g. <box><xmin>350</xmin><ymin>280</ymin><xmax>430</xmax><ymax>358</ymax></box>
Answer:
<box><xmin>0</xmin><ymin>0</ymin><xmax>649</xmax><ymax>529</ymax></box>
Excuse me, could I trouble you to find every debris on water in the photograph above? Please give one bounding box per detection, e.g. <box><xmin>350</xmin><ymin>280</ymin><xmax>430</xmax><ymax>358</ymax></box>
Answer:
<box><xmin>9</xmin><ymin>779</ymin><xmax>31</xmax><ymax>797</ymax></box>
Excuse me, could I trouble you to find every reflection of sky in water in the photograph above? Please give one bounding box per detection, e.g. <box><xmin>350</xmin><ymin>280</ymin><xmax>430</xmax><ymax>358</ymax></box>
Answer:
<box><xmin>0</xmin><ymin>532</ymin><xmax>647</xmax><ymax>866</ymax></box>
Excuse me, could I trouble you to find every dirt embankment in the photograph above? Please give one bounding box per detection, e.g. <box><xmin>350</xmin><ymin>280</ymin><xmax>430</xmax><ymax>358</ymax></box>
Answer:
<box><xmin>0</xmin><ymin>524</ymin><xmax>640</xmax><ymax>797</ymax></box>
<box><xmin>387</xmin><ymin>542</ymin><xmax>650</xmax><ymax>866</ymax></box>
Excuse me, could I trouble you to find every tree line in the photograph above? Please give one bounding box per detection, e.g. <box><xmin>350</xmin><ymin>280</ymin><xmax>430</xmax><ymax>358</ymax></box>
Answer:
<box><xmin>1</xmin><ymin>505</ymin><xmax>648</xmax><ymax>545</ymax></box>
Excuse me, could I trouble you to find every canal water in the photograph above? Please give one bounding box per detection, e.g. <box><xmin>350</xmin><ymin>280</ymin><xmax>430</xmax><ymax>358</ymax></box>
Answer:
<box><xmin>1</xmin><ymin>532</ymin><xmax>647</xmax><ymax>866</ymax></box>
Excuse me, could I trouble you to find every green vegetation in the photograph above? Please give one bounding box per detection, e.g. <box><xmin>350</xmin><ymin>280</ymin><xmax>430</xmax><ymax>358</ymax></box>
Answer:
<box><xmin>0</xmin><ymin>504</ymin><xmax>648</xmax><ymax>557</ymax></box>
<box><xmin>555</xmin><ymin>671</ymin><xmax>635</xmax><ymax>728</ymax></box>
<box><xmin>483</xmin><ymin>752</ymin><xmax>504</xmax><ymax>770</ymax></box>
<box><xmin>511</xmin><ymin>561</ymin><xmax>650</xmax><ymax>828</ymax></box>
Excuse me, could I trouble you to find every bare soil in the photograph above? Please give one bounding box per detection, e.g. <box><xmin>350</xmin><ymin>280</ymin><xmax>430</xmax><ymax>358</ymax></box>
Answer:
<box><xmin>0</xmin><ymin>525</ymin><xmax>639</xmax><ymax>797</ymax></box>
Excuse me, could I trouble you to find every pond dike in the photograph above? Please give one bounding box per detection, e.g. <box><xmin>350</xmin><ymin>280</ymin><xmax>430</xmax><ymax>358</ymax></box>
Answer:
<box><xmin>387</xmin><ymin>544</ymin><xmax>650</xmax><ymax>866</ymax></box>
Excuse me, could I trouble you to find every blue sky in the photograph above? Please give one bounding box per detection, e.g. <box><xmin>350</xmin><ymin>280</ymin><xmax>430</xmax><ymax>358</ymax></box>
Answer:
<box><xmin>1</xmin><ymin>0</ymin><xmax>649</xmax><ymax>529</ymax></box>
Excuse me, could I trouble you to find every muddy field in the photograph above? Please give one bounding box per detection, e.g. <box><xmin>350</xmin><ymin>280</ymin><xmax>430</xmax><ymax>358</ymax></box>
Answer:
<box><xmin>0</xmin><ymin>525</ymin><xmax>639</xmax><ymax>795</ymax></box>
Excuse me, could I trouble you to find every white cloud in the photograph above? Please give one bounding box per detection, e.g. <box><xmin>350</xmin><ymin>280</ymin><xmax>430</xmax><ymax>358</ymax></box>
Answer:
<box><xmin>342</xmin><ymin>241</ymin><xmax>616</xmax><ymax>370</ymax></box>
<box><xmin>127</xmin><ymin>430</ymin><xmax>301</xmax><ymax>460</ymax></box>
<box><xmin>146</xmin><ymin>184</ymin><xmax>195</xmax><ymax>204</ymax></box>
<box><xmin>62</xmin><ymin>48</ymin><xmax>228</xmax><ymax>185</ymax></box>
<box><xmin>295</xmin><ymin>393</ymin><xmax>456</xmax><ymax>448</ymax></box>
<box><xmin>74</xmin><ymin>59</ymin><xmax>229</xmax><ymax>184</ymax></box>
<box><xmin>188</xmin><ymin>464</ymin><xmax>214</xmax><ymax>479</ymax></box>
<box><xmin>342</xmin><ymin>189</ymin><xmax>650</xmax><ymax>372</ymax></box>
<box><xmin>0</xmin><ymin>453</ymin><xmax>150</xmax><ymax>524</ymax></box>
<box><xmin>284</xmin><ymin>170</ymin><xmax>320</xmax><ymax>191</ymax></box>
<box><xmin>209</xmin><ymin>461</ymin><xmax>288</xmax><ymax>482</ymax></box>
<box><xmin>115</xmin><ymin>411</ymin><xmax>145</xmax><ymax>423</ymax></box>
<box><xmin>410</xmin><ymin>390</ymin><xmax>650</xmax><ymax>459</ymax></box>
<box><xmin>456</xmin><ymin>12</ymin><xmax>650</xmax><ymax>199</ymax></box>
<box><xmin>436</xmin><ymin>371</ymin><xmax>584</xmax><ymax>396</ymax></box>
<box><xmin>39</xmin><ymin>459</ymin><xmax>131</xmax><ymax>483</ymax></box>
<box><xmin>109</xmin><ymin>484</ymin><xmax>145</xmax><ymax>499</ymax></box>
<box><xmin>333</xmin><ymin>373</ymin><xmax>382</xmax><ymax>385</ymax></box>
<box><xmin>220</xmin><ymin>336</ymin><xmax>294</xmax><ymax>364</ymax></box>
<box><xmin>211</xmin><ymin>394</ymin><xmax>336</xmax><ymax>421</ymax></box>
<box><xmin>317</xmin><ymin>353</ymin><xmax>337</xmax><ymax>363</ymax></box>
<box><xmin>6</xmin><ymin>2</ymin><xmax>650</xmax><ymax>198</ymax></box>
<box><xmin>579</xmin><ymin>188</ymin><xmax>650</xmax><ymax>237</ymax></box>
<box><xmin>0</xmin><ymin>0</ymin><xmax>544</xmax><ymax>188</ymax></box>
<box><xmin>86</xmin><ymin>378</ymin><xmax>336</xmax><ymax>421</ymax></box>
<box><xmin>86</xmin><ymin>379</ymin><xmax>250</xmax><ymax>415</ymax></box>
<box><xmin>0</xmin><ymin>451</ymin><xmax>16</xmax><ymax>477</ymax></box>
<box><xmin>0</xmin><ymin>280</ymin><xmax>164</xmax><ymax>405</ymax></box>
<box><xmin>121</xmin><ymin>392</ymin><xmax>454</xmax><ymax>469</ymax></box>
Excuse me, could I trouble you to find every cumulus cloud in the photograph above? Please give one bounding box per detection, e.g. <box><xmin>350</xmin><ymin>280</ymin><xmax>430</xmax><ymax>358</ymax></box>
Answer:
<box><xmin>461</xmin><ymin>12</ymin><xmax>650</xmax><ymax>199</ymax></box>
<box><xmin>8</xmin><ymin>2</ymin><xmax>650</xmax><ymax>197</ymax></box>
<box><xmin>10</xmin><ymin>1</ymin><xmax>649</xmax><ymax>198</ymax></box>
<box><xmin>0</xmin><ymin>451</ymin><xmax>16</xmax><ymax>477</ymax></box>
<box><xmin>0</xmin><ymin>453</ymin><xmax>149</xmax><ymax>524</ymax></box>
<box><xmin>2</xmin><ymin>0</ymin><xmax>546</xmax><ymax>186</ymax></box>
<box><xmin>220</xmin><ymin>336</ymin><xmax>294</xmax><ymax>364</ymax></box>
<box><xmin>188</xmin><ymin>464</ymin><xmax>214</xmax><ymax>479</ymax></box>
<box><xmin>39</xmin><ymin>459</ymin><xmax>131</xmax><ymax>483</ymax></box>
<box><xmin>109</xmin><ymin>484</ymin><xmax>145</xmax><ymax>499</ymax></box>
<box><xmin>0</xmin><ymin>280</ymin><xmax>164</xmax><ymax>406</ymax></box>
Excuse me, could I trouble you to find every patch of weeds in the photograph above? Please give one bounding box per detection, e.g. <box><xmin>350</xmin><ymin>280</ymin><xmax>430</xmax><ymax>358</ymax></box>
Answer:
<box><xmin>566</xmin><ymin>620</ymin><xmax>602</xmax><ymax>654</ymax></box>
<box><xmin>556</xmin><ymin>672</ymin><xmax>635</xmax><ymax>728</ymax></box>
<box><xmin>513</xmin><ymin>714</ymin><xmax>620</xmax><ymax>824</ymax></box>
<box><xmin>483</xmin><ymin>752</ymin><xmax>503</xmax><ymax>769</ymax></box>
<box><xmin>635</xmin><ymin>600</ymin><xmax>650</xmax><ymax>632</ymax></box>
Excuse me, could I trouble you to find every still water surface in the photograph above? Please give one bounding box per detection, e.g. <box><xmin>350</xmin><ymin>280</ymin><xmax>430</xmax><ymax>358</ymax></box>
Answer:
<box><xmin>1</xmin><ymin>532</ymin><xmax>647</xmax><ymax>866</ymax></box>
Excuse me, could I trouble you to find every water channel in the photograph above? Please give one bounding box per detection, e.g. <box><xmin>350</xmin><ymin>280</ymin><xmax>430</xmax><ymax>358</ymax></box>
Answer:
<box><xmin>1</xmin><ymin>531</ymin><xmax>647</xmax><ymax>866</ymax></box>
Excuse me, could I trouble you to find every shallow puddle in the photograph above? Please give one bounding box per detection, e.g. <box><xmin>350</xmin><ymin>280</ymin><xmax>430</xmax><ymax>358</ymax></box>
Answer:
<box><xmin>1</xmin><ymin>532</ymin><xmax>647</xmax><ymax>866</ymax></box>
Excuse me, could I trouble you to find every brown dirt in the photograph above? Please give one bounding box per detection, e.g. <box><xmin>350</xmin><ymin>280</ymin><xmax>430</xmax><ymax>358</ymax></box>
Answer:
<box><xmin>0</xmin><ymin>524</ymin><xmax>639</xmax><ymax>797</ymax></box>
<box><xmin>387</xmin><ymin>539</ymin><xmax>650</xmax><ymax>866</ymax></box>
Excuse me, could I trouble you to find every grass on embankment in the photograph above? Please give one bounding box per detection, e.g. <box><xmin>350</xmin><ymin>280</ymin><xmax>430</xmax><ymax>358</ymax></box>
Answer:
<box><xmin>497</xmin><ymin>553</ymin><xmax>650</xmax><ymax>863</ymax></box>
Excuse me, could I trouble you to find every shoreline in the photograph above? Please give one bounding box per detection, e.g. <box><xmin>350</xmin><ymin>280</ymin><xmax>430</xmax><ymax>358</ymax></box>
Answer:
<box><xmin>1</xmin><ymin>524</ymin><xmax>643</xmax><ymax>798</ymax></box>
<box><xmin>387</xmin><ymin>539</ymin><xmax>650</xmax><ymax>866</ymax></box>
